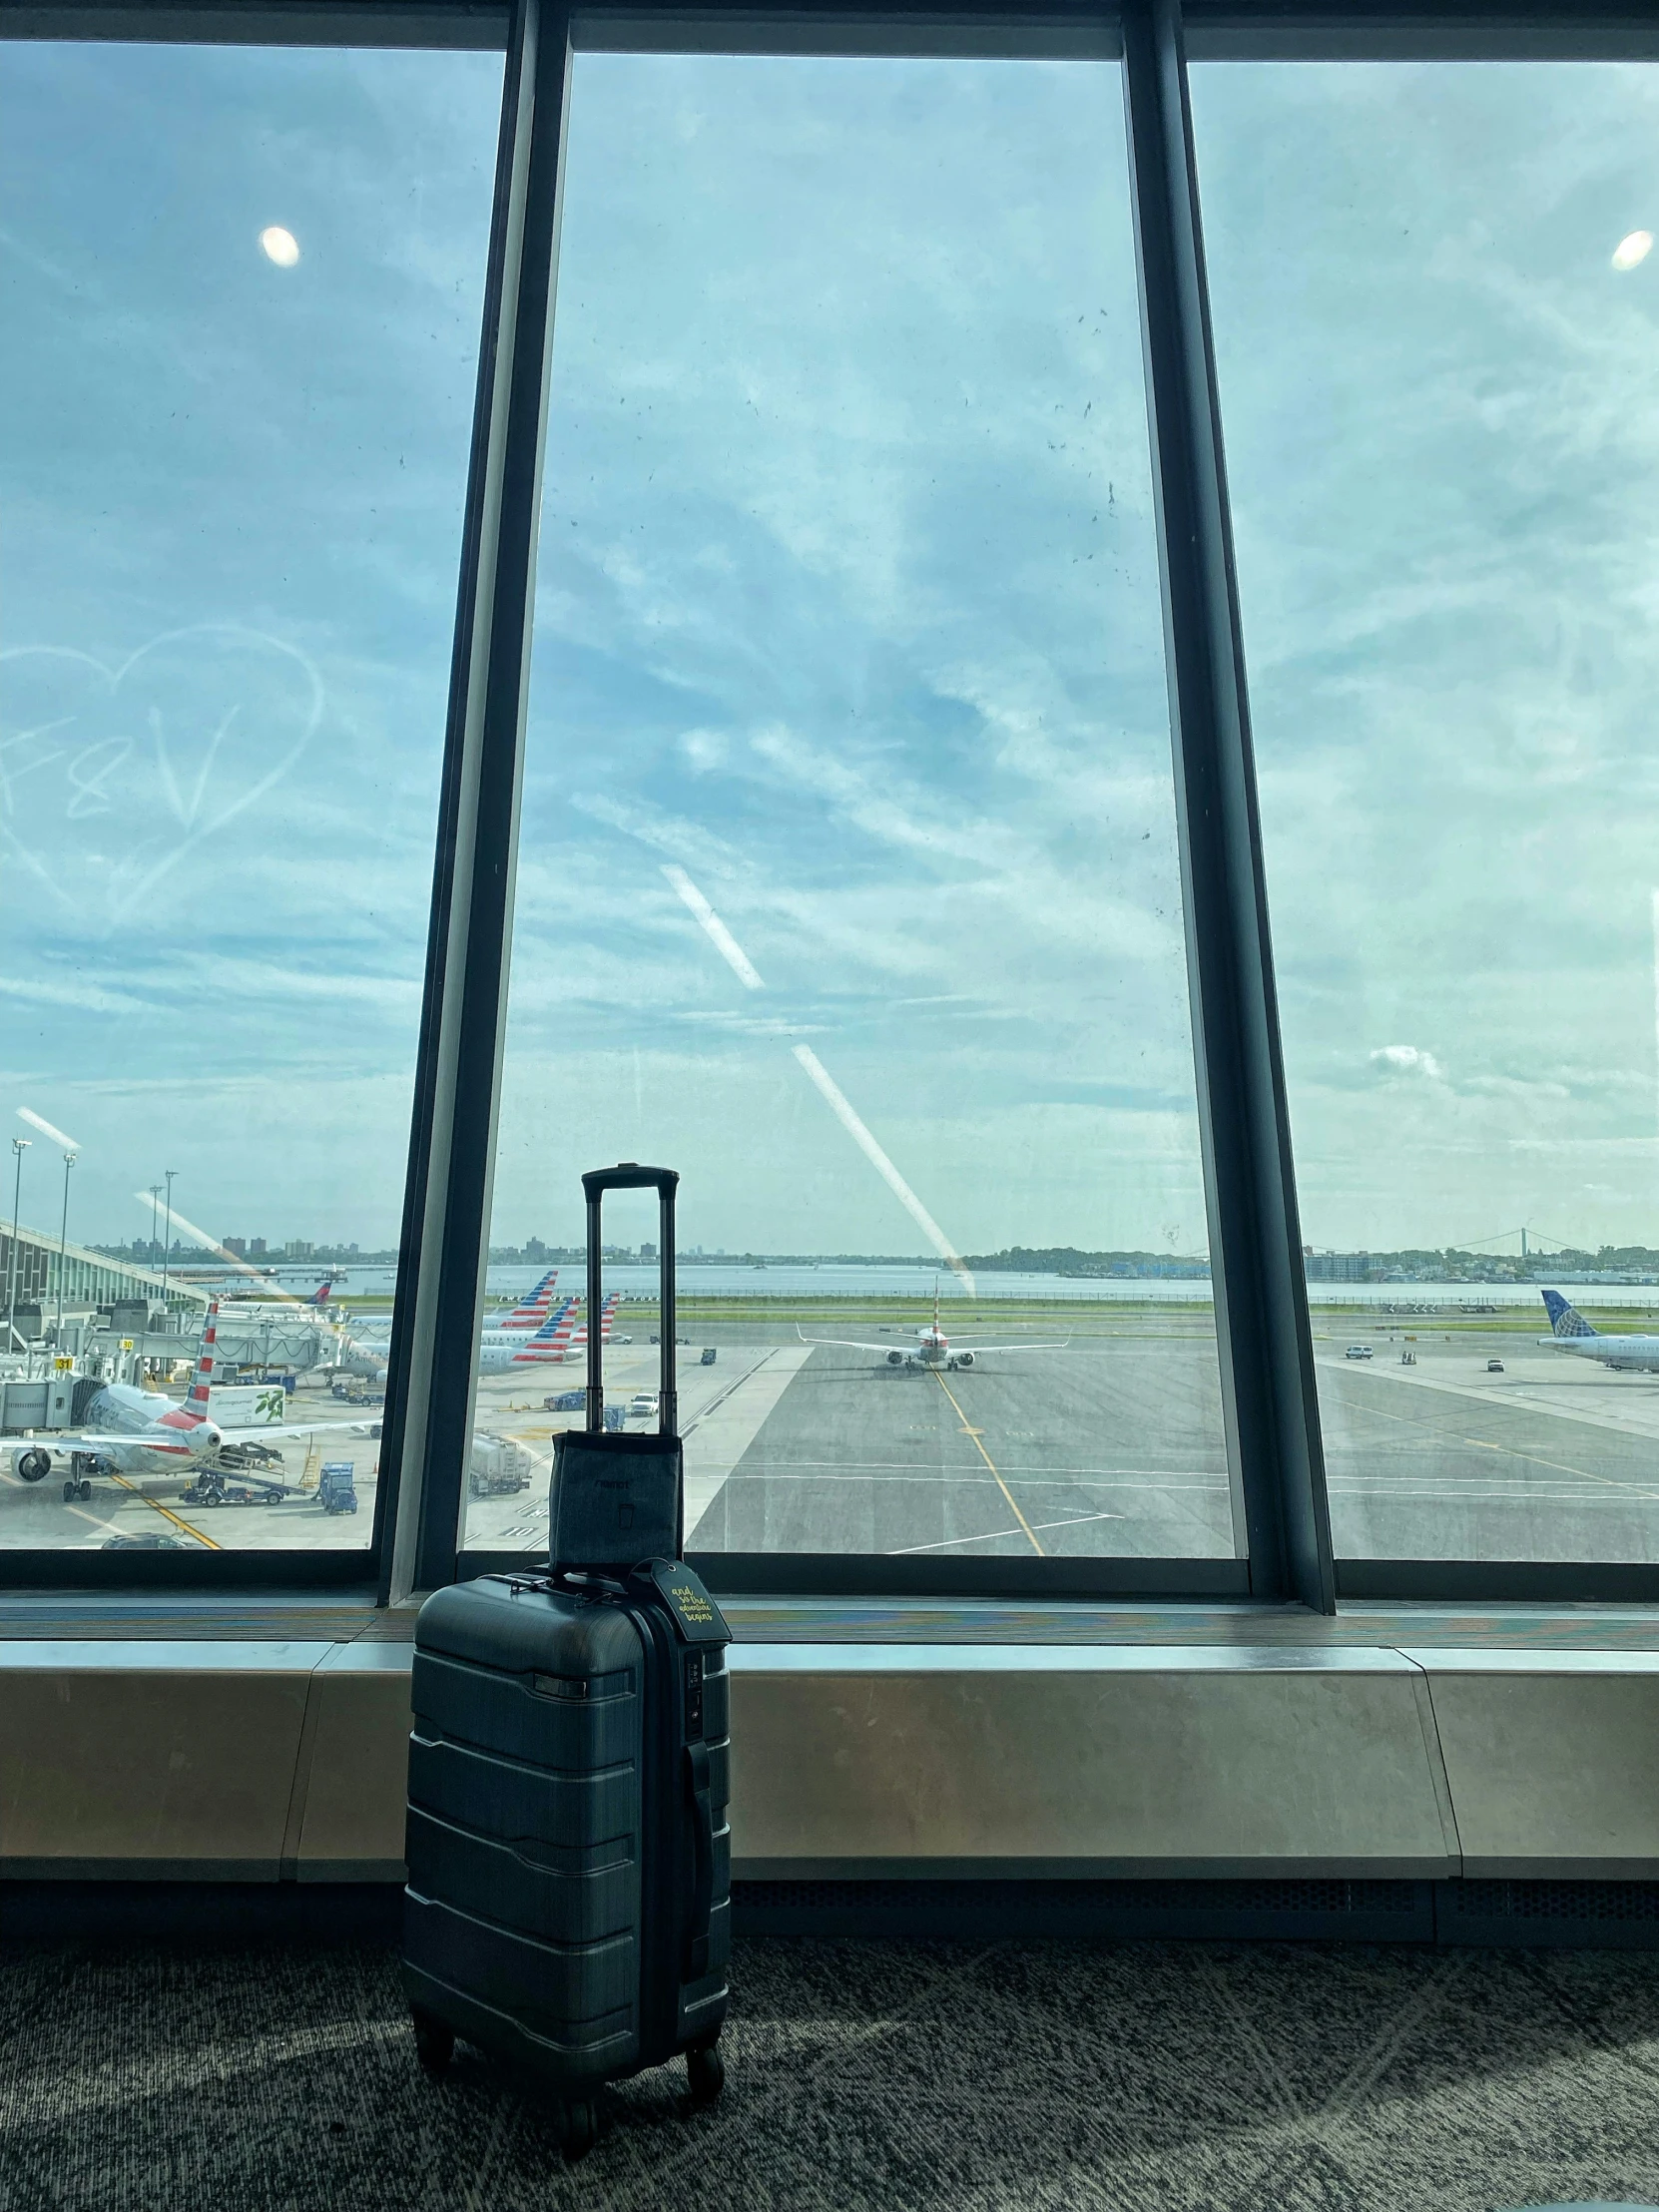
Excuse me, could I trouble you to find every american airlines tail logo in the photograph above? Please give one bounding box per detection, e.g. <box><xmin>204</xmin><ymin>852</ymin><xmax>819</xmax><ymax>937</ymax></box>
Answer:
<box><xmin>183</xmin><ymin>1301</ymin><xmax>219</xmax><ymax>1416</ymax></box>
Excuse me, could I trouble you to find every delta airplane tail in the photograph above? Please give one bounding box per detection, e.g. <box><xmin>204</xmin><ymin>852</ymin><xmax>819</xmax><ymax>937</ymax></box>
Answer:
<box><xmin>1542</xmin><ymin>1289</ymin><xmax>1598</xmax><ymax>1339</ymax></box>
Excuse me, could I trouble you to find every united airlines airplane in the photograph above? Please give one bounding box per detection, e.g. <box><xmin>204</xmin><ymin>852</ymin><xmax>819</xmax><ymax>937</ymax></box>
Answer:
<box><xmin>1538</xmin><ymin>1289</ymin><xmax>1659</xmax><ymax>1374</ymax></box>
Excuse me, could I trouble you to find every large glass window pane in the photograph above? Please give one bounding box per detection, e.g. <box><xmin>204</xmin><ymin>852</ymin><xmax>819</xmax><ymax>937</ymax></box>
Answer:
<box><xmin>464</xmin><ymin>51</ymin><xmax>1236</xmax><ymax>1566</ymax></box>
<box><xmin>0</xmin><ymin>41</ymin><xmax>500</xmax><ymax>1551</ymax></box>
<box><xmin>1193</xmin><ymin>60</ymin><xmax>1659</xmax><ymax>1562</ymax></box>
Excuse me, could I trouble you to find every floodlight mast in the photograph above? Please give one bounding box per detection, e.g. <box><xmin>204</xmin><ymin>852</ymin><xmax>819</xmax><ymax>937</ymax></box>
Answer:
<box><xmin>54</xmin><ymin>1151</ymin><xmax>76</xmax><ymax>1347</ymax></box>
<box><xmin>161</xmin><ymin>1168</ymin><xmax>177</xmax><ymax>1314</ymax></box>
<box><xmin>6</xmin><ymin>1138</ymin><xmax>30</xmax><ymax>1358</ymax></box>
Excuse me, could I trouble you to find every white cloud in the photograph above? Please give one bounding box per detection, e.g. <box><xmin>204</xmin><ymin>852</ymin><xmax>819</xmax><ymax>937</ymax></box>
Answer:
<box><xmin>1371</xmin><ymin>1045</ymin><xmax>1444</xmax><ymax>1081</ymax></box>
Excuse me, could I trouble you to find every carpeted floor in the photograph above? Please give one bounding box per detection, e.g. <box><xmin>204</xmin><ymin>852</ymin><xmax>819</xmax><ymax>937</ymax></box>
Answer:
<box><xmin>3</xmin><ymin>1936</ymin><xmax>1659</xmax><ymax>2210</ymax></box>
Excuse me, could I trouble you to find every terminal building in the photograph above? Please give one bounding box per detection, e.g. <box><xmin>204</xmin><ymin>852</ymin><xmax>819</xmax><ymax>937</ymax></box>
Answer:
<box><xmin>0</xmin><ymin>1220</ymin><xmax>207</xmax><ymax>1343</ymax></box>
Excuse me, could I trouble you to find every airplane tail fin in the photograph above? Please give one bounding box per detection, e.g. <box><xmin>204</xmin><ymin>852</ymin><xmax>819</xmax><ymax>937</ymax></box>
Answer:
<box><xmin>503</xmin><ymin>1269</ymin><xmax>560</xmax><ymax>1325</ymax></box>
<box><xmin>1541</xmin><ymin>1288</ymin><xmax>1598</xmax><ymax>1339</ymax></box>
<box><xmin>185</xmin><ymin>1301</ymin><xmax>220</xmax><ymax>1417</ymax></box>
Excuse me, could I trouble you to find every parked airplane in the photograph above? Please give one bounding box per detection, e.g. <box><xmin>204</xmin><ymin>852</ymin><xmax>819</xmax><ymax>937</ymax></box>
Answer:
<box><xmin>477</xmin><ymin>1299</ymin><xmax>580</xmax><ymax>1375</ymax></box>
<box><xmin>6</xmin><ymin>1305</ymin><xmax>357</xmax><ymax>1499</ymax></box>
<box><xmin>223</xmin><ymin>1275</ymin><xmax>340</xmax><ymax>1307</ymax></box>
<box><xmin>799</xmin><ymin>1289</ymin><xmax>1068</xmax><ymax>1373</ymax></box>
<box><xmin>1538</xmin><ymin>1289</ymin><xmax>1659</xmax><ymax>1374</ymax></box>
<box><xmin>478</xmin><ymin>1293</ymin><xmax>622</xmax><ymax>1374</ymax></box>
<box><xmin>487</xmin><ymin>1270</ymin><xmax>561</xmax><ymax>1331</ymax></box>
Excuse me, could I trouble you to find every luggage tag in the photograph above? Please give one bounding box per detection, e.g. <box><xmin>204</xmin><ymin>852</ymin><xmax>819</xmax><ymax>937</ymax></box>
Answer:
<box><xmin>640</xmin><ymin>1558</ymin><xmax>731</xmax><ymax>1645</ymax></box>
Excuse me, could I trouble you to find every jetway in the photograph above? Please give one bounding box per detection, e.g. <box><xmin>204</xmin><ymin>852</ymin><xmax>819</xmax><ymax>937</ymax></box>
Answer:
<box><xmin>0</xmin><ymin>1375</ymin><xmax>77</xmax><ymax>1432</ymax></box>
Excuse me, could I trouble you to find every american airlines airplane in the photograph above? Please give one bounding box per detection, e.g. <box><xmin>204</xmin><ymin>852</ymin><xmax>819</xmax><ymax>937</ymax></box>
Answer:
<box><xmin>7</xmin><ymin>1305</ymin><xmax>357</xmax><ymax>1500</ymax></box>
<box><xmin>799</xmin><ymin>1289</ymin><xmax>1068</xmax><ymax>1374</ymax></box>
<box><xmin>477</xmin><ymin>1293</ymin><xmax>621</xmax><ymax>1374</ymax></box>
<box><xmin>477</xmin><ymin>1298</ymin><xmax>580</xmax><ymax>1374</ymax></box>
<box><xmin>478</xmin><ymin>1272</ymin><xmax>565</xmax><ymax>1348</ymax></box>
<box><xmin>487</xmin><ymin>1270</ymin><xmax>561</xmax><ymax>1332</ymax></box>
<box><xmin>1538</xmin><ymin>1289</ymin><xmax>1659</xmax><ymax>1374</ymax></box>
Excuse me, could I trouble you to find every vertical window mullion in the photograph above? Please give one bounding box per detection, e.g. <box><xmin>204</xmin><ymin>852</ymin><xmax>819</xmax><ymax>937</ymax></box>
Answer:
<box><xmin>1119</xmin><ymin>0</ymin><xmax>1334</xmax><ymax>1610</ymax></box>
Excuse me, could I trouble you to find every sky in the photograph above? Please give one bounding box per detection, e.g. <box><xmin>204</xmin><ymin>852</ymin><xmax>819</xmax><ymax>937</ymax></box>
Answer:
<box><xmin>0</xmin><ymin>41</ymin><xmax>502</xmax><ymax>1255</ymax></box>
<box><xmin>16</xmin><ymin>49</ymin><xmax>1643</xmax><ymax>1269</ymax></box>
<box><xmin>489</xmin><ymin>52</ymin><xmax>1210</xmax><ymax>1261</ymax></box>
<box><xmin>1191</xmin><ymin>61</ymin><xmax>1659</xmax><ymax>1257</ymax></box>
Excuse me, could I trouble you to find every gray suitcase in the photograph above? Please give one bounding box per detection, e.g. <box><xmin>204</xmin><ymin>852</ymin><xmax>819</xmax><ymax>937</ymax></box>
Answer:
<box><xmin>402</xmin><ymin>1167</ymin><xmax>730</xmax><ymax>2158</ymax></box>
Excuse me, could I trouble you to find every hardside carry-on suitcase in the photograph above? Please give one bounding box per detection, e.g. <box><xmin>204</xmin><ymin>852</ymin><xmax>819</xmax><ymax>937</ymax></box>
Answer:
<box><xmin>402</xmin><ymin>1165</ymin><xmax>732</xmax><ymax>2159</ymax></box>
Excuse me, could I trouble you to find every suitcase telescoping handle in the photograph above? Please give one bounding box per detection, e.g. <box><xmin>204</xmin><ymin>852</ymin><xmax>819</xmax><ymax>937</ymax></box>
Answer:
<box><xmin>580</xmin><ymin>1163</ymin><xmax>679</xmax><ymax>1438</ymax></box>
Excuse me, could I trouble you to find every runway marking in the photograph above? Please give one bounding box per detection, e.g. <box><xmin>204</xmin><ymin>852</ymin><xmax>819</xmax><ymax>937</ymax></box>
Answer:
<box><xmin>1332</xmin><ymin>1385</ymin><xmax>1659</xmax><ymax>1501</ymax></box>
<box><xmin>895</xmin><ymin>1508</ymin><xmax>1126</xmax><ymax>1555</ymax></box>
<box><xmin>108</xmin><ymin>1470</ymin><xmax>220</xmax><ymax>1548</ymax></box>
<box><xmin>721</xmin><ymin>1468</ymin><xmax>1227</xmax><ymax>1491</ymax></box>
<box><xmin>725</xmin><ymin>1459</ymin><xmax>1224</xmax><ymax>1478</ymax></box>
<box><xmin>931</xmin><ymin>1370</ymin><xmax>1043</xmax><ymax>1555</ymax></box>
<box><xmin>67</xmin><ymin>1502</ymin><xmax>127</xmax><ymax>1540</ymax></box>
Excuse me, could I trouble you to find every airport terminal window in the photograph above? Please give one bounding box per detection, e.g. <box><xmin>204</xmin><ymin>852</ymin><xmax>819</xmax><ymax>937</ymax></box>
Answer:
<box><xmin>1191</xmin><ymin>59</ymin><xmax>1659</xmax><ymax>1563</ymax></box>
<box><xmin>461</xmin><ymin>50</ymin><xmax>1241</xmax><ymax>1566</ymax></box>
<box><xmin>0</xmin><ymin>38</ymin><xmax>501</xmax><ymax>1553</ymax></box>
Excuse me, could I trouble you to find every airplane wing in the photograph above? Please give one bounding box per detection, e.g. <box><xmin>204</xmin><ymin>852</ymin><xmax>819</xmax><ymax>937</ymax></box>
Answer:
<box><xmin>945</xmin><ymin>1341</ymin><xmax>1072</xmax><ymax>1356</ymax></box>
<box><xmin>796</xmin><ymin>1328</ymin><xmax>913</xmax><ymax>1354</ymax></box>
<box><xmin>218</xmin><ymin>1417</ymin><xmax>370</xmax><ymax>1442</ymax></box>
<box><xmin>794</xmin><ymin>1329</ymin><xmax>1073</xmax><ymax>1357</ymax></box>
<box><xmin>17</xmin><ymin>1431</ymin><xmax>196</xmax><ymax>1456</ymax></box>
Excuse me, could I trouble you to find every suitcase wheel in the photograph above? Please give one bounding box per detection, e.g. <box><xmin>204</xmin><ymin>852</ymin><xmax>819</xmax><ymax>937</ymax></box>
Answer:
<box><xmin>560</xmin><ymin>2099</ymin><xmax>599</xmax><ymax>2161</ymax></box>
<box><xmin>410</xmin><ymin>2008</ymin><xmax>455</xmax><ymax>2076</ymax></box>
<box><xmin>686</xmin><ymin>2041</ymin><xmax>725</xmax><ymax>2107</ymax></box>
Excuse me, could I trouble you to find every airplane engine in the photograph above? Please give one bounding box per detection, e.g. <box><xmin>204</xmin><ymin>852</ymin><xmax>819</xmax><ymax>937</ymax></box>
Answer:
<box><xmin>953</xmin><ymin>1352</ymin><xmax>974</xmax><ymax>1369</ymax></box>
<box><xmin>12</xmin><ymin>1446</ymin><xmax>51</xmax><ymax>1483</ymax></box>
<box><xmin>886</xmin><ymin>1351</ymin><xmax>904</xmax><ymax>1367</ymax></box>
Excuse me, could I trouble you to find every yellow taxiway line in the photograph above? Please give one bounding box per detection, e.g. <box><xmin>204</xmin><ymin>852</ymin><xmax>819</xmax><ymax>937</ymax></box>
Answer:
<box><xmin>108</xmin><ymin>1469</ymin><xmax>221</xmax><ymax>1549</ymax></box>
<box><xmin>931</xmin><ymin>1369</ymin><xmax>1044</xmax><ymax>1556</ymax></box>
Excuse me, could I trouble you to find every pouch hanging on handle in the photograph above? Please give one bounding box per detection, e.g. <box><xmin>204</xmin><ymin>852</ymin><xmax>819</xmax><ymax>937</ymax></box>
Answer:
<box><xmin>549</xmin><ymin>1163</ymin><xmax>684</xmax><ymax>1571</ymax></box>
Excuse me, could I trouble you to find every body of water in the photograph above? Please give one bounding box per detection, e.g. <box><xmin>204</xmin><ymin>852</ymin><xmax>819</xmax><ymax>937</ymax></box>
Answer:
<box><xmin>187</xmin><ymin>1263</ymin><xmax>1659</xmax><ymax>1313</ymax></box>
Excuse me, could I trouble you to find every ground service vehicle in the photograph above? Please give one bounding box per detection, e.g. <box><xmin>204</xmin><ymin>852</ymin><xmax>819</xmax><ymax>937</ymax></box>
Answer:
<box><xmin>468</xmin><ymin>1434</ymin><xmax>533</xmax><ymax>1498</ymax></box>
<box><xmin>318</xmin><ymin>1461</ymin><xmax>358</xmax><ymax>1514</ymax></box>
<box><xmin>1346</xmin><ymin>1346</ymin><xmax>1374</xmax><ymax>1361</ymax></box>
<box><xmin>701</xmin><ymin>1348</ymin><xmax>717</xmax><ymax>1366</ymax></box>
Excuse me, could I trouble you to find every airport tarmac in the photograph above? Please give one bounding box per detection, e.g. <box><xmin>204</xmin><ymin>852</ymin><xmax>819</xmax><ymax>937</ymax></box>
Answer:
<box><xmin>1314</xmin><ymin>1339</ymin><xmax>1659</xmax><ymax>1560</ymax></box>
<box><xmin>0</xmin><ymin>1396</ymin><xmax>379</xmax><ymax>1552</ymax></box>
<box><xmin>11</xmin><ymin>1313</ymin><xmax>1659</xmax><ymax>1565</ymax></box>
<box><xmin>690</xmin><ymin>1340</ymin><xmax>1236</xmax><ymax>1557</ymax></box>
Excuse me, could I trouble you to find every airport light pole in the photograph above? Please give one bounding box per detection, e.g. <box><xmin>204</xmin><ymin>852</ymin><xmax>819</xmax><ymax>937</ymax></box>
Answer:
<box><xmin>54</xmin><ymin>1151</ymin><xmax>76</xmax><ymax>1347</ymax></box>
<box><xmin>7</xmin><ymin>1139</ymin><xmax>30</xmax><ymax>1359</ymax></box>
<box><xmin>161</xmin><ymin>1168</ymin><xmax>177</xmax><ymax>1318</ymax></box>
<box><xmin>149</xmin><ymin>1183</ymin><xmax>162</xmax><ymax>1269</ymax></box>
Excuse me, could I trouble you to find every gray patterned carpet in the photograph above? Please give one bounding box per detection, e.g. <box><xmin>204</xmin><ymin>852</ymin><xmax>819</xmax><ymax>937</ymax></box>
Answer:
<box><xmin>3</xmin><ymin>1936</ymin><xmax>1659</xmax><ymax>2210</ymax></box>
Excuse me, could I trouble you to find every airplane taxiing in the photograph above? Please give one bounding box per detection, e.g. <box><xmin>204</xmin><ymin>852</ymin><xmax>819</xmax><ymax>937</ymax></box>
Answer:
<box><xmin>799</xmin><ymin>1289</ymin><xmax>1068</xmax><ymax>1374</ymax></box>
<box><xmin>1538</xmin><ymin>1288</ymin><xmax>1659</xmax><ymax>1374</ymax></box>
<box><xmin>6</xmin><ymin>1304</ymin><xmax>359</xmax><ymax>1500</ymax></box>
